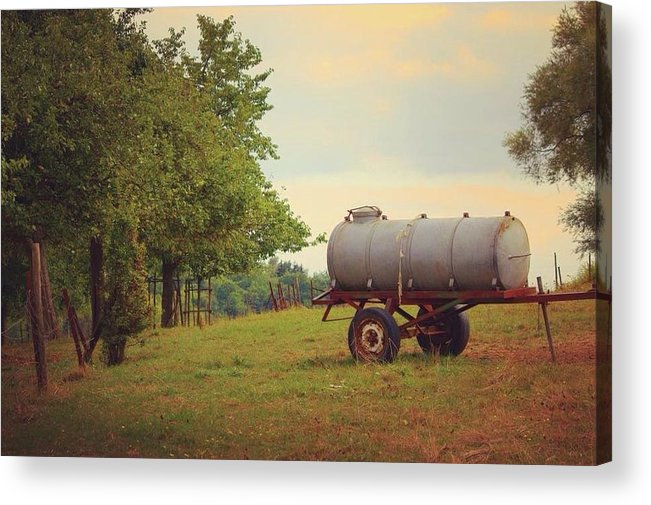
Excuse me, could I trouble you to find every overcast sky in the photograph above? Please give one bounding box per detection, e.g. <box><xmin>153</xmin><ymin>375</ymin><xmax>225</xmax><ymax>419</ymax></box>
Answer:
<box><xmin>142</xmin><ymin>1</ymin><xmax>580</xmax><ymax>288</ymax></box>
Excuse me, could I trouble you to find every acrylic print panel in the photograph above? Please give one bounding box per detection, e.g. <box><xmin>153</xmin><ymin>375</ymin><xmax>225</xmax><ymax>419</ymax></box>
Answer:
<box><xmin>1</xmin><ymin>1</ymin><xmax>611</xmax><ymax>465</ymax></box>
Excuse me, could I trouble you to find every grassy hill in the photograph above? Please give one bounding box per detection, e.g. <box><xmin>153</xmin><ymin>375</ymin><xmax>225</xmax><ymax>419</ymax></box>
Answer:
<box><xmin>2</xmin><ymin>300</ymin><xmax>601</xmax><ymax>464</ymax></box>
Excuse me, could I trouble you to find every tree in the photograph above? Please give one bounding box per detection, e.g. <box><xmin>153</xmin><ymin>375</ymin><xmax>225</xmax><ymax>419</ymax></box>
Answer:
<box><xmin>504</xmin><ymin>2</ymin><xmax>611</xmax><ymax>254</ymax></box>
<box><xmin>2</xmin><ymin>10</ymin><xmax>155</xmax><ymax>361</ymax></box>
<box><xmin>2</xmin><ymin>10</ymin><xmax>143</xmax><ymax>341</ymax></box>
<box><xmin>150</xmin><ymin>15</ymin><xmax>320</xmax><ymax>326</ymax></box>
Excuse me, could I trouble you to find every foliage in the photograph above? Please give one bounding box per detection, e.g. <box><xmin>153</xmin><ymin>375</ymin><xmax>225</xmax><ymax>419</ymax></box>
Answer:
<box><xmin>146</xmin><ymin>15</ymin><xmax>320</xmax><ymax>282</ymax></box>
<box><xmin>184</xmin><ymin>15</ymin><xmax>277</xmax><ymax>162</ymax></box>
<box><xmin>559</xmin><ymin>186</ymin><xmax>604</xmax><ymax>254</ymax></box>
<box><xmin>1</xmin><ymin>11</ymin><xmax>144</xmax><ymax>244</ymax></box>
<box><xmin>211</xmin><ymin>258</ymin><xmax>328</xmax><ymax>318</ymax></box>
<box><xmin>1</xmin><ymin>10</ymin><xmax>154</xmax><ymax>323</ymax></box>
<box><xmin>276</xmin><ymin>260</ymin><xmax>304</xmax><ymax>276</ymax></box>
<box><xmin>504</xmin><ymin>2</ymin><xmax>611</xmax><ymax>255</ymax></box>
<box><xmin>101</xmin><ymin>218</ymin><xmax>150</xmax><ymax>365</ymax></box>
<box><xmin>213</xmin><ymin>279</ymin><xmax>249</xmax><ymax>318</ymax></box>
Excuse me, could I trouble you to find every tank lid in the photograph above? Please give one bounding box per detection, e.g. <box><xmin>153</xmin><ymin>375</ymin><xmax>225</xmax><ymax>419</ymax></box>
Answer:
<box><xmin>348</xmin><ymin>205</ymin><xmax>383</xmax><ymax>222</ymax></box>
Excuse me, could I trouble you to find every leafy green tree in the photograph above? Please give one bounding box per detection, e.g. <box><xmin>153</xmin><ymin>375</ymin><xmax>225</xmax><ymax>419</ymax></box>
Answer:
<box><xmin>2</xmin><ymin>10</ymin><xmax>146</xmax><ymax>340</ymax></box>
<box><xmin>310</xmin><ymin>271</ymin><xmax>331</xmax><ymax>292</ymax></box>
<box><xmin>2</xmin><ymin>9</ymin><xmax>156</xmax><ymax>360</ymax></box>
<box><xmin>150</xmin><ymin>15</ymin><xmax>319</xmax><ymax>326</ymax></box>
<box><xmin>184</xmin><ymin>15</ymin><xmax>277</xmax><ymax>162</ymax></box>
<box><xmin>276</xmin><ymin>260</ymin><xmax>304</xmax><ymax>276</ymax></box>
<box><xmin>213</xmin><ymin>279</ymin><xmax>248</xmax><ymax>318</ymax></box>
<box><xmin>504</xmin><ymin>2</ymin><xmax>610</xmax><ymax>254</ymax></box>
<box><xmin>2</xmin><ymin>11</ymin><xmax>145</xmax><ymax>245</ymax></box>
<box><xmin>1</xmin><ymin>9</ymin><xmax>323</xmax><ymax>364</ymax></box>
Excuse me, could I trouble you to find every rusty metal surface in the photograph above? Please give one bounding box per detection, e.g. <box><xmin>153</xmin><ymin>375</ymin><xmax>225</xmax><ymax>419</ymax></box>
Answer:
<box><xmin>326</xmin><ymin>206</ymin><xmax>530</xmax><ymax>292</ymax></box>
<box><xmin>313</xmin><ymin>286</ymin><xmax>538</xmax><ymax>305</ymax></box>
<box><xmin>312</xmin><ymin>287</ymin><xmax>609</xmax><ymax>310</ymax></box>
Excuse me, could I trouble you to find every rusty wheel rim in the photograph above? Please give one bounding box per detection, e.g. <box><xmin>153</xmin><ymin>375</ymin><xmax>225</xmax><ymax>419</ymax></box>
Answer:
<box><xmin>355</xmin><ymin>318</ymin><xmax>386</xmax><ymax>360</ymax></box>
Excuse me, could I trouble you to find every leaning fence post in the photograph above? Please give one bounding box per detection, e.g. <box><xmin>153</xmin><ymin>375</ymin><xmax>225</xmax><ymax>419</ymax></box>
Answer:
<box><xmin>268</xmin><ymin>281</ymin><xmax>278</xmax><ymax>311</ymax></box>
<box><xmin>536</xmin><ymin>276</ymin><xmax>556</xmax><ymax>363</ymax></box>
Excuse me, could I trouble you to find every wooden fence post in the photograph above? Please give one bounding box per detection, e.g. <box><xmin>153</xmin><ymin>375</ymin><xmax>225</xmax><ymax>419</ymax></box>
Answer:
<box><xmin>536</xmin><ymin>276</ymin><xmax>557</xmax><ymax>363</ymax></box>
<box><xmin>277</xmin><ymin>283</ymin><xmax>285</xmax><ymax>309</ymax></box>
<box><xmin>269</xmin><ymin>281</ymin><xmax>278</xmax><ymax>311</ymax></box>
<box><xmin>152</xmin><ymin>277</ymin><xmax>157</xmax><ymax>329</ymax></box>
<box><xmin>208</xmin><ymin>277</ymin><xmax>212</xmax><ymax>325</ymax></box>
<box><xmin>197</xmin><ymin>277</ymin><xmax>203</xmax><ymax>328</ymax></box>
<box><xmin>295</xmin><ymin>278</ymin><xmax>302</xmax><ymax>306</ymax></box>
<box><xmin>29</xmin><ymin>243</ymin><xmax>48</xmax><ymax>392</ymax></box>
<box><xmin>285</xmin><ymin>284</ymin><xmax>292</xmax><ymax>307</ymax></box>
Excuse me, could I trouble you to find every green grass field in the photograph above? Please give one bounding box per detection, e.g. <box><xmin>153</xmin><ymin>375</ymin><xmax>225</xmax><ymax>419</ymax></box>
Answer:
<box><xmin>2</xmin><ymin>300</ymin><xmax>600</xmax><ymax>464</ymax></box>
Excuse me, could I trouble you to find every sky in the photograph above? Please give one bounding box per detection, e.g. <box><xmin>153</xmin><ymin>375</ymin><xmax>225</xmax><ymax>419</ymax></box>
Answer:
<box><xmin>141</xmin><ymin>1</ymin><xmax>583</xmax><ymax>289</ymax></box>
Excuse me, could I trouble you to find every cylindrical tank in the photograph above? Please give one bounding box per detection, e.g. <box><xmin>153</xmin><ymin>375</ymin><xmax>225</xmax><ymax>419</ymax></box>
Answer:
<box><xmin>327</xmin><ymin>206</ymin><xmax>530</xmax><ymax>291</ymax></box>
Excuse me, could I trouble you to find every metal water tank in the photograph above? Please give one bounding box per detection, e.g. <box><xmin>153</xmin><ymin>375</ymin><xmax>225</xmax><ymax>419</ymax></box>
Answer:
<box><xmin>326</xmin><ymin>206</ymin><xmax>530</xmax><ymax>291</ymax></box>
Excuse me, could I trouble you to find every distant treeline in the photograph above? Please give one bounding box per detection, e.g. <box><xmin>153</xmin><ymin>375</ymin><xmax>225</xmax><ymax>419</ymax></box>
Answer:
<box><xmin>210</xmin><ymin>258</ymin><xmax>329</xmax><ymax>318</ymax></box>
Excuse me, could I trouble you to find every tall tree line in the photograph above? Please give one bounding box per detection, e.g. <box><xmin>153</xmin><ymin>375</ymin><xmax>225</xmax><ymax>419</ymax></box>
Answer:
<box><xmin>1</xmin><ymin>9</ymin><xmax>318</xmax><ymax>363</ymax></box>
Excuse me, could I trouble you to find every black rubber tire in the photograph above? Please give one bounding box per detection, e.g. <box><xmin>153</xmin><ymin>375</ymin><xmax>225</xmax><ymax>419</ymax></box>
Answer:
<box><xmin>347</xmin><ymin>307</ymin><xmax>401</xmax><ymax>363</ymax></box>
<box><xmin>416</xmin><ymin>307</ymin><xmax>470</xmax><ymax>356</ymax></box>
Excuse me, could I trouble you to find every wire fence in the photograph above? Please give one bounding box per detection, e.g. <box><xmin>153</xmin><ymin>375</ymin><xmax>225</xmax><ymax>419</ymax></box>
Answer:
<box><xmin>2</xmin><ymin>301</ymin><xmax>76</xmax><ymax>345</ymax></box>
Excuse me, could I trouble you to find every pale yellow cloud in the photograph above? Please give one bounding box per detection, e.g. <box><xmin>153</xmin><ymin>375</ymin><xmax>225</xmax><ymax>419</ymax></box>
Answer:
<box><xmin>456</xmin><ymin>45</ymin><xmax>498</xmax><ymax>79</ymax></box>
<box><xmin>291</xmin><ymin>4</ymin><xmax>453</xmax><ymax>87</ymax></box>
<box><xmin>308</xmin><ymin>43</ymin><xmax>498</xmax><ymax>88</ymax></box>
<box><xmin>308</xmin><ymin>4</ymin><xmax>452</xmax><ymax>40</ymax></box>
<box><xmin>395</xmin><ymin>45</ymin><xmax>498</xmax><ymax>81</ymax></box>
<box><xmin>478</xmin><ymin>8</ymin><xmax>558</xmax><ymax>32</ymax></box>
<box><xmin>395</xmin><ymin>59</ymin><xmax>452</xmax><ymax>79</ymax></box>
<box><xmin>307</xmin><ymin>48</ymin><xmax>389</xmax><ymax>86</ymax></box>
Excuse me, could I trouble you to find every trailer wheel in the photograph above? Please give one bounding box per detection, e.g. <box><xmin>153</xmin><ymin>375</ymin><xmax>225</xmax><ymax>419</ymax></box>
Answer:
<box><xmin>416</xmin><ymin>307</ymin><xmax>470</xmax><ymax>356</ymax></box>
<box><xmin>348</xmin><ymin>307</ymin><xmax>401</xmax><ymax>363</ymax></box>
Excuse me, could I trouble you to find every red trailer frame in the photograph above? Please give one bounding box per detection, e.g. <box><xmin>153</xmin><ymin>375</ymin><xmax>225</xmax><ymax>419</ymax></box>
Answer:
<box><xmin>312</xmin><ymin>283</ymin><xmax>611</xmax><ymax>363</ymax></box>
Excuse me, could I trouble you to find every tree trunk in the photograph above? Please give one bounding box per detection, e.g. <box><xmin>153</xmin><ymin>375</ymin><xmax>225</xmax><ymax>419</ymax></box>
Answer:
<box><xmin>39</xmin><ymin>242</ymin><xmax>61</xmax><ymax>340</ymax></box>
<box><xmin>161</xmin><ymin>257</ymin><xmax>178</xmax><ymax>328</ymax></box>
<box><xmin>85</xmin><ymin>235</ymin><xmax>104</xmax><ymax>362</ymax></box>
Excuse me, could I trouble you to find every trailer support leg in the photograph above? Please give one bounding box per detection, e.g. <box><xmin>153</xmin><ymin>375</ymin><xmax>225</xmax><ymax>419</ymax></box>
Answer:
<box><xmin>537</xmin><ymin>277</ymin><xmax>557</xmax><ymax>363</ymax></box>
